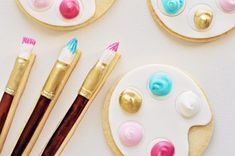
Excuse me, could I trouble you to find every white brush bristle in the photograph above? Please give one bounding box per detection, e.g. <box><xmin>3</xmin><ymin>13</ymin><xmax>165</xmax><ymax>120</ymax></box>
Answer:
<box><xmin>19</xmin><ymin>37</ymin><xmax>36</xmax><ymax>59</ymax></box>
<box><xmin>58</xmin><ymin>48</ymin><xmax>75</xmax><ymax>65</ymax></box>
<box><xmin>99</xmin><ymin>49</ymin><xmax>116</xmax><ymax>64</ymax></box>
<box><xmin>58</xmin><ymin>38</ymin><xmax>78</xmax><ymax>65</ymax></box>
<box><xmin>99</xmin><ymin>42</ymin><xmax>119</xmax><ymax>64</ymax></box>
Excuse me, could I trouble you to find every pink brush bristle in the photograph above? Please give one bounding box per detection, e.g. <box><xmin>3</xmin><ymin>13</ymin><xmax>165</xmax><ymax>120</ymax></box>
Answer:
<box><xmin>107</xmin><ymin>42</ymin><xmax>119</xmax><ymax>52</ymax></box>
<box><xmin>22</xmin><ymin>37</ymin><xmax>36</xmax><ymax>45</ymax></box>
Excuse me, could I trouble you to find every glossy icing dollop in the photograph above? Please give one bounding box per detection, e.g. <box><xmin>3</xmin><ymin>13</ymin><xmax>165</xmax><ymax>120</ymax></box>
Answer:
<box><xmin>194</xmin><ymin>9</ymin><xmax>213</xmax><ymax>30</ymax></box>
<box><xmin>151</xmin><ymin>140</ymin><xmax>175</xmax><ymax>156</ymax></box>
<box><xmin>161</xmin><ymin>0</ymin><xmax>185</xmax><ymax>14</ymax></box>
<box><xmin>59</xmin><ymin>0</ymin><xmax>80</xmax><ymax>19</ymax></box>
<box><xmin>149</xmin><ymin>72</ymin><xmax>172</xmax><ymax>96</ymax></box>
<box><xmin>176</xmin><ymin>91</ymin><xmax>201</xmax><ymax>118</ymax></box>
<box><xmin>219</xmin><ymin>0</ymin><xmax>235</xmax><ymax>12</ymax></box>
<box><xmin>31</xmin><ymin>0</ymin><xmax>53</xmax><ymax>9</ymax></box>
<box><xmin>119</xmin><ymin>121</ymin><xmax>143</xmax><ymax>146</ymax></box>
<box><xmin>119</xmin><ymin>88</ymin><xmax>142</xmax><ymax>113</ymax></box>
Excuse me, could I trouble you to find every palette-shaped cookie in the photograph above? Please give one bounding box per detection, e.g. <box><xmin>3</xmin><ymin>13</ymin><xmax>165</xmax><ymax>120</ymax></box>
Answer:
<box><xmin>103</xmin><ymin>64</ymin><xmax>214</xmax><ymax>156</ymax></box>
<box><xmin>148</xmin><ymin>0</ymin><xmax>235</xmax><ymax>42</ymax></box>
<box><xmin>16</xmin><ymin>0</ymin><xmax>115</xmax><ymax>30</ymax></box>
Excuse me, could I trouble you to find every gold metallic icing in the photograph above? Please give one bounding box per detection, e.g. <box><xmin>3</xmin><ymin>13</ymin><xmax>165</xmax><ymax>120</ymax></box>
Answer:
<box><xmin>79</xmin><ymin>62</ymin><xmax>108</xmax><ymax>99</ymax></box>
<box><xmin>194</xmin><ymin>9</ymin><xmax>213</xmax><ymax>30</ymax></box>
<box><xmin>6</xmin><ymin>57</ymin><xmax>29</xmax><ymax>95</ymax></box>
<box><xmin>41</xmin><ymin>61</ymin><xmax>69</xmax><ymax>99</ymax></box>
<box><xmin>119</xmin><ymin>89</ymin><xmax>142</xmax><ymax>113</ymax></box>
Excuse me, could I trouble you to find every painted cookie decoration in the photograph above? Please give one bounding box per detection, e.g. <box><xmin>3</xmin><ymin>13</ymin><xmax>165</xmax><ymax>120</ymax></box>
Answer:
<box><xmin>59</xmin><ymin>0</ymin><xmax>80</xmax><ymax>19</ymax></box>
<box><xmin>103</xmin><ymin>64</ymin><xmax>213</xmax><ymax>156</ymax></box>
<box><xmin>219</xmin><ymin>0</ymin><xmax>235</xmax><ymax>12</ymax></box>
<box><xmin>119</xmin><ymin>121</ymin><xmax>143</xmax><ymax>146</ymax></box>
<box><xmin>148</xmin><ymin>0</ymin><xmax>235</xmax><ymax>42</ymax></box>
<box><xmin>151</xmin><ymin>140</ymin><xmax>175</xmax><ymax>156</ymax></box>
<box><xmin>16</xmin><ymin>0</ymin><xmax>116</xmax><ymax>30</ymax></box>
<box><xmin>161</xmin><ymin>0</ymin><xmax>185</xmax><ymax>15</ymax></box>
<box><xmin>31</xmin><ymin>0</ymin><xmax>54</xmax><ymax>10</ymax></box>
<box><xmin>194</xmin><ymin>9</ymin><xmax>213</xmax><ymax>30</ymax></box>
<box><xmin>176</xmin><ymin>91</ymin><xmax>201</xmax><ymax>118</ymax></box>
<box><xmin>119</xmin><ymin>89</ymin><xmax>142</xmax><ymax>113</ymax></box>
<box><xmin>148</xmin><ymin>72</ymin><xmax>172</xmax><ymax>96</ymax></box>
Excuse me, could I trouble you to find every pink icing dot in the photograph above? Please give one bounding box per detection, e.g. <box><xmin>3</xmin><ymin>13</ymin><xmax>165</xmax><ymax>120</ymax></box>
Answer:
<box><xmin>118</xmin><ymin>122</ymin><xmax>143</xmax><ymax>146</ymax></box>
<box><xmin>219</xmin><ymin>0</ymin><xmax>235</xmax><ymax>11</ymax></box>
<box><xmin>32</xmin><ymin>0</ymin><xmax>53</xmax><ymax>9</ymax></box>
<box><xmin>151</xmin><ymin>141</ymin><xmax>175</xmax><ymax>156</ymax></box>
<box><xmin>59</xmin><ymin>0</ymin><xmax>80</xmax><ymax>19</ymax></box>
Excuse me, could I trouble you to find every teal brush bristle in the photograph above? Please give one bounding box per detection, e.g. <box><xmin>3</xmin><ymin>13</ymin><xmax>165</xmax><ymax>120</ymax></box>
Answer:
<box><xmin>66</xmin><ymin>38</ymin><xmax>78</xmax><ymax>54</ymax></box>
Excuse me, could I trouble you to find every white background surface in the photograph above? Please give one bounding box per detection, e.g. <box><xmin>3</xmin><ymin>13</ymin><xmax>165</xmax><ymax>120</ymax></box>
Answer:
<box><xmin>0</xmin><ymin>0</ymin><xmax>235</xmax><ymax>155</ymax></box>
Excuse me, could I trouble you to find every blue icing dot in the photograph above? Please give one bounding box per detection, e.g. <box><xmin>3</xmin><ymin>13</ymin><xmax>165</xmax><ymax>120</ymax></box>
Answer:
<box><xmin>149</xmin><ymin>72</ymin><xmax>172</xmax><ymax>96</ymax></box>
<box><xmin>161</xmin><ymin>0</ymin><xmax>185</xmax><ymax>14</ymax></box>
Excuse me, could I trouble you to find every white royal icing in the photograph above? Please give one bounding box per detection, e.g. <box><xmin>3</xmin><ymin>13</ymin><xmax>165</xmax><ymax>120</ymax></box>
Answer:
<box><xmin>176</xmin><ymin>91</ymin><xmax>201</xmax><ymax>118</ymax></box>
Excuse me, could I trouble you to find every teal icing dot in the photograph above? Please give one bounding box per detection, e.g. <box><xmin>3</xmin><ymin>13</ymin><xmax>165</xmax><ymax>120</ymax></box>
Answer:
<box><xmin>148</xmin><ymin>72</ymin><xmax>172</xmax><ymax>96</ymax></box>
<box><xmin>161</xmin><ymin>0</ymin><xmax>185</xmax><ymax>15</ymax></box>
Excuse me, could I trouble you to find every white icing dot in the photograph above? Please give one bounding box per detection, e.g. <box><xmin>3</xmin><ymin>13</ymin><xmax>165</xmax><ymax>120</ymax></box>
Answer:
<box><xmin>176</xmin><ymin>91</ymin><xmax>201</xmax><ymax>118</ymax></box>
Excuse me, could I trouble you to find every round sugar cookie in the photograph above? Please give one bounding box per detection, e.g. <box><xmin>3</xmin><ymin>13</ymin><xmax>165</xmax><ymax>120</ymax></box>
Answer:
<box><xmin>147</xmin><ymin>0</ymin><xmax>235</xmax><ymax>42</ymax></box>
<box><xmin>103</xmin><ymin>64</ymin><xmax>214</xmax><ymax>156</ymax></box>
<box><xmin>16</xmin><ymin>0</ymin><xmax>115</xmax><ymax>30</ymax></box>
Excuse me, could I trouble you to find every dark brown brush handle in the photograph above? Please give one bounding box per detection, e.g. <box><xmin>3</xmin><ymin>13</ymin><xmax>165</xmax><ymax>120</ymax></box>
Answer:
<box><xmin>11</xmin><ymin>96</ymin><xmax>51</xmax><ymax>156</ymax></box>
<box><xmin>42</xmin><ymin>95</ymin><xmax>89</xmax><ymax>156</ymax></box>
<box><xmin>0</xmin><ymin>92</ymin><xmax>14</xmax><ymax>134</ymax></box>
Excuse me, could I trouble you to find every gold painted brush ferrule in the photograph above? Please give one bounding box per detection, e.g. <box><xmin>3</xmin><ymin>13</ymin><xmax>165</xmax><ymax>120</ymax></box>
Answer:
<box><xmin>5</xmin><ymin>57</ymin><xmax>29</xmax><ymax>95</ymax></box>
<box><xmin>79</xmin><ymin>61</ymin><xmax>108</xmax><ymax>100</ymax></box>
<box><xmin>41</xmin><ymin>61</ymin><xmax>69</xmax><ymax>99</ymax></box>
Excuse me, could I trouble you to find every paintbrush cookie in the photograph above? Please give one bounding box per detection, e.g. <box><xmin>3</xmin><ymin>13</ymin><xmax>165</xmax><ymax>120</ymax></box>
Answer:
<box><xmin>16</xmin><ymin>0</ymin><xmax>115</xmax><ymax>30</ymax></box>
<box><xmin>103</xmin><ymin>64</ymin><xmax>214</xmax><ymax>156</ymax></box>
<box><xmin>147</xmin><ymin>0</ymin><xmax>235</xmax><ymax>42</ymax></box>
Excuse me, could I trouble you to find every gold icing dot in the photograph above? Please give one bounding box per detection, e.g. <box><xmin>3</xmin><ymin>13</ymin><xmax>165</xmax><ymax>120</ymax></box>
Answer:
<box><xmin>194</xmin><ymin>9</ymin><xmax>213</xmax><ymax>30</ymax></box>
<box><xmin>119</xmin><ymin>89</ymin><xmax>142</xmax><ymax>113</ymax></box>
